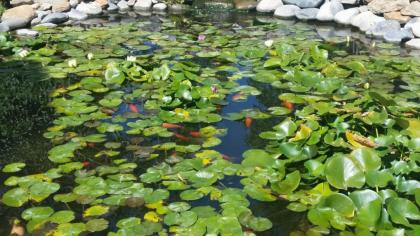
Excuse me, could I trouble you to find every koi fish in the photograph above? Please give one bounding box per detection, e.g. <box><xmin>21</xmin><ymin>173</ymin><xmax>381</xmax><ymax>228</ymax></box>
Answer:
<box><xmin>174</xmin><ymin>133</ymin><xmax>190</xmax><ymax>142</ymax></box>
<box><xmin>245</xmin><ymin>116</ymin><xmax>252</xmax><ymax>128</ymax></box>
<box><xmin>222</xmin><ymin>154</ymin><xmax>231</xmax><ymax>160</ymax></box>
<box><xmin>189</xmin><ymin>131</ymin><xmax>201</xmax><ymax>138</ymax></box>
<box><xmin>282</xmin><ymin>100</ymin><xmax>294</xmax><ymax>110</ymax></box>
<box><xmin>129</xmin><ymin>104</ymin><xmax>139</xmax><ymax>113</ymax></box>
<box><xmin>216</xmin><ymin>105</ymin><xmax>222</xmax><ymax>113</ymax></box>
<box><xmin>82</xmin><ymin>161</ymin><xmax>91</xmax><ymax>167</ymax></box>
<box><xmin>232</xmin><ymin>93</ymin><xmax>243</xmax><ymax>101</ymax></box>
<box><xmin>162</xmin><ymin>123</ymin><xmax>184</xmax><ymax>129</ymax></box>
<box><xmin>87</xmin><ymin>142</ymin><xmax>95</xmax><ymax>148</ymax></box>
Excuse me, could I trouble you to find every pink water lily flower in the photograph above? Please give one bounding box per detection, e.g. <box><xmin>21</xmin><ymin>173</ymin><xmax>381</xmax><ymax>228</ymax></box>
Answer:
<box><xmin>198</xmin><ymin>34</ymin><xmax>206</xmax><ymax>42</ymax></box>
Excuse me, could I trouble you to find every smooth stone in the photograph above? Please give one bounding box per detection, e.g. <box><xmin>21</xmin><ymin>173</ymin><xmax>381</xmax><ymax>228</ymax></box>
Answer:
<box><xmin>10</xmin><ymin>0</ymin><xmax>33</xmax><ymax>6</ymax></box>
<box><xmin>39</xmin><ymin>3</ymin><xmax>52</xmax><ymax>10</ymax></box>
<box><xmin>68</xmin><ymin>9</ymin><xmax>88</xmax><ymax>20</ymax></box>
<box><xmin>296</xmin><ymin>8</ymin><xmax>319</xmax><ymax>20</ymax></box>
<box><xmin>152</xmin><ymin>3</ymin><xmax>167</xmax><ymax>11</ymax></box>
<box><xmin>127</xmin><ymin>0</ymin><xmax>136</xmax><ymax>6</ymax></box>
<box><xmin>117</xmin><ymin>0</ymin><xmax>130</xmax><ymax>10</ymax></box>
<box><xmin>338</xmin><ymin>0</ymin><xmax>358</xmax><ymax>4</ymax></box>
<box><xmin>69</xmin><ymin>0</ymin><xmax>79</xmax><ymax>7</ymax></box>
<box><xmin>283</xmin><ymin>0</ymin><xmax>324</xmax><ymax>8</ymax></box>
<box><xmin>52</xmin><ymin>0</ymin><xmax>70</xmax><ymax>12</ymax></box>
<box><xmin>0</xmin><ymin>23</ymin><xmax>10</xmax><ymax>32</ymax></box>
<box><xmin>274</xmin><ymin>5</ymin><xmax>301</xmax><ymax>18</ymax></box>
<box><xmin>412</xmin><ymin>22</ymin><xmax>420</xmax><ymax>37</ymax></box>
<box><xmin>316</xmin><ymin>0</ymin><xmax>344</xmax><ymax>21</ymax></box>
<box><xmin>16</xmin><ymin>28</ymin><xmax>39</xmax><ymax>36</ymax></box>
<box><xmin>36</xmin><ymin>10</ymin><xmax>51</xmax><ymax>18</ymax></box>
<box><xmin>256</xmin><ymin>0</ymin><xmax>282</xmax><ymax>12</ymax></box>
<box><xmin>334</xmin><ymin>8</ymin><xmax>359</xmax><ymax>25</ymax></box>
<box><xmin>351</xmin><ymin>11</ymin><xmax>385</xmax><ymax>32</ymax></box>
<box><xmin>367</xmin><ymin>0</ymin><xmax>409</xmax><ymax>14</ymax></box>
<box><xmin>41</xmin><ymin>12</ymin><xmax>68</xmax><ymax>23</ymax></box>
<box><xmin>404</xmin><ymin>17</ymin><xmax>420</xmax><ymax>30</ymax></box>
<box><xmin>401</xmin><ymin>1</ymin><xmax>420</xmax><ymax>17</ymax></box>
<box><xmin>384</xmin><ymin>11</ymin><xmax>411</xmax><ymax>24</ymax></box>
<box><xmin>134</xmin><ymin>0</ymin><xmax>152</xmax><ymax>10</ymax></box>
<box><xmin>107</xmin><ymin>2</ymin><xmax>119</xmax><ymax>11</ymax></box>
<box><xmin>1</xmin><ymin>5</ymin><xmax>37</xmax><ymax>30</ymax></box>
<box><xmin>358</xmin><ymin>5</ymin><xmax>368</xmax><ymax>12</ymax></box>
<box><xmin>95</xmin><ymin>0</ymin><xmax>109</xmax><ymax>8</ymax></box>
<box><xmin>234</xmin><ymin>0</ymin><xmax>257</xmax><ymax>10</ymax></box>
<box><xmin>76</xmin><ymin>2</ymin><xmax>103</xmax><ymax>15</ymax></box>
<box><xmin>34</xmin><ymin>22</ymin><xmax>57</xmax><ymax>28</ymax></box>
<box><xmin>406</xmin><ymin>38</ymin><xmax>420</xmax><ymax>49</ymax></box>
<box><xmin>30</xmin><ymin>16</ymin><xmax>42</xmax><ymax>25</ymax></box>
<box><xmin>368</xmin><ymin>20</ymin><xmax>401</xmax><ymax>38</ymax></box>
<box><xmin>383</xmin><ymin>28</ymin><xmax>413</xmax><ymax>43</ymax></box>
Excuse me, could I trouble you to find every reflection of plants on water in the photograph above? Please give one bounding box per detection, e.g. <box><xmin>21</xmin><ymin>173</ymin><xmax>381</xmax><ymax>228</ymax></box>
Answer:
<box><xmin>0</xmin><ymin>17</ymin><xmax>419</xmax><ymax>236</ymax></box>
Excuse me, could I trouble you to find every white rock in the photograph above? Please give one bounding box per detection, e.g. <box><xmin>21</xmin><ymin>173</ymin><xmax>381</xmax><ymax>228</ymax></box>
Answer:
<box><xmin>152</xmin><ymin>3</ymin><xmax>167</xmax><ymax>11</ymax></box>
<box><xmin>76</xmin><ymin>2</ymin><xmax>102</xmax><ymax>15</ymax></box>
<box><xmin>134</xmin><ymin>0</ymin><xmax>152</xmax><ymax>10</ymax></box>
<box><xmin>39</xmin><ymin>3</ymin><xmax>52</xmax><ymax>10</ymax></box>
<box><xmin>412</xmin><ymin>22</ymin><xmax>420</xmax><ymax>37</ymax></box>
<box><xmin>117</xmin><ymin>0</ymin><xmax>130</xmax><ymax>10</ymax></box>
<box><xmin>69</xmin><ymin>0</ymin><xmax>79</xmax><ymax>7</ymax></box>
<box><xmin>31</xmin><ymin>16</ymin><xmax>42</xmax><ymax>25</ymax></box>
<box><xmin>367</xmin><ymin>20</ymin><xmax>401</xmax><ymax>38</ymax></box>
<box><xmin>404</xmin><ymin>17</ymin><xmax>420</xmax><ymax>30</ymax></box>
<box><xmin>34</xmin><ymin>22</ymin><xmax>57</xmax><ymax>28</ymax></box>
<box><xmin>383</xmin><ymin>28</ymin><xmax>413</xmax><ymax>43</ymax></box>
<box><xmin>334</xmin><ymin>8</ymin><xmax>359</xmax><ymax>25</ymax></box>
<box><xmin>406</xmin><ymin>38</ymin><xmax>420</xmax><ymax>49</ymax></box>
<box><xmin>68</xmin><ymin>9</ymin><xmax>88</xmax><ymax>20</ymax></box>
<box><xmin>256</xmin><ymin>0</ymin><xmax>283</xmax><ymax>13</ymax></box>
<box><xmin>274</xmin><ymin>5</ymin><xmax>301</xmax><ymax>18</ymax></box>
<box><xmin>127</xmin><ymin>0</ymin><xmax>136</xmax><ymax>6</ymax></box>
<box><xmin>296</xmin><ymin>8</ymin><xmax>319</xmax><ymax>20</ymax></box>
<box><xmin>16</xmin><ymin>28</ymin><xmax>39</xmax><ymax>36</ymax></box>
<box><xmin>0</xmin><ymin>23</ymin><xmax>10</xmax><ymax>32</ymax></box>
<box><xmin>351</xmin><ymin>11</ymin><xmax>385</xmax><ymax>32</ymax></box>
<box><xmin>338</xmin><ymin>0</ymin><xmax>358</xmax><ymax>4</ymax></box>
<box><xmin>41</xmin><ymin>12</ymin><xmax>68</xmax><ymax>24</ymax></box>
<box><xmin>317</xmin><ymin>0</ymin><xmax>344</xmax><ymax>21</ymax></box>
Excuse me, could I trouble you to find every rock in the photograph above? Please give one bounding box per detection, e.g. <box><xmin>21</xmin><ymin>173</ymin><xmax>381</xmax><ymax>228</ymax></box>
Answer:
<box><xmin>367</xmin><ymin>0</ymin><xmax>409</xmax><ymax>14</ymax></box>
<box><xmin>152</xmin><ymin>3</ymin><xmax>167</xmax><ymax>11</ymax></box>
<box><xmin>76</xmin><ymin>2</ymin><xmax>102</xmax><ymax>15</ymax></box>
<box><xmin>39</xmin><ymin>3</ymin><xmax>52</xmax><ymax>10</ymax></box>
<box><xmin>274</xmin><ymin>5</ymin><xmax>301</xmax><ymax>18</ymax></box>
<box><xmin>401</xmin><ymin>1</ymin><xmax>420</xmax><ymax>17</ymax></box>
<box><xmin>283</xmin><ymin>0</ymin><xmax>324</xmax><ymax>8</ymax></box>
<box><xmin>334</xmin><ymin>8</ymin><xmax>359</xmax><ymax>25</ymax></box>
<box><xmin>296</xmin><ymin>8</ymin><xmax>319</xmax><ymax>20</ymax></box>
<box><xmin>41</xmin><ymin>12</ymin><xmax>68</xmax><ymax>23</ymax></box>
<box><xmin>316</xmin><ymin>0</ymin><xmax>344</xmax><ymax>21</ymax></box>
<box><xmin>358</xmin><ymin>5</ymin><xmax>368</xmax><ymax>12</ymax></box>
<box><xmin>383</xmin><ymin>28</ymin><xmax>413</xmax><ymax>43</ymax></box>
<box><xmin>69</xmin><ymin>0</ymin><xmax>79</xmax><ymax>7</ymax></box>
<box><xmin>117</xmin><ymin>0</ymin><xmax>130</xmax><ymax>10</ymax></box>
<box><xmin>95</xmin><ymin>0</ymin><xmax>108</xmax><ymax>8</ymax></box>
<box><xmin>406</xmin><ymin>38</ymin><xmax>420</xmax><ymax>49</ymax></box>
<box><xmin>384</xmin><ymin>11</ymin><xmax>411</xmax><ymax>24</ymax></box>
<box><xmin>412</xmin><ymin>22</ymin><xmax>420</xmax><ymax>37</ymax></box>
<box><xmin>134</xmin><ymin>0</ymin><xmax>152</xmax><ymax>10</ymax></box>
<box><xmin>256</xmin><ymin>0</ymin><xmax>282</xmax><ymax>12</ymax></box>
<box><xmin>36</xmin><ymin>10</ymin><xmax>51</xmax><ymax>18</ymax></box>
<box><xmin>234</xmin><ymin>0</ymin><xmax>257</xmax><ymax>10</ymax></box>
<box><xmin>368</xmin><ymin>20</ymin><xmax>401</xmax><ymax>38</ymax></box>
<box><xmin>16</xmin><ymin>28</ymin><xmax>39</xmax><ymax>36</ymax></box>
<box><xmin>68</xmin><ymin>9</ymin><xmax>88</xmax><ymax>20</ymax></box>
<box><xmin>31</xmin><ymin>16</ymin><xmax>42</xmax><ymax>25</ymax></box>
<box><xmin>127</xmin><ymin>0</ymin><xmax>136</xmax><ymax>6</ymax></box>
<box><xmin>0</xmin><ymin>23</ymin><xmax>10</xmax><ymax>32</ymax></box>
<box><xmin>351</xmin><ymin>11</ymin><xmax>385</xmax><ymax>32</ymax></box>
<box><xmin>52</xmin><ymin>0</ymin><xmax>70</xmax><ymax>12</ymax></box>
<box><xmin>107</xmin><ymin>2</ymin><xmax>118</xmax><ymax>11</ymax></box>
<box><xmin>338</xmin><ymin>0</ymin><xmax>358</xmax><ymax>4</ymax></box>
<box><xmin>34</xmin><ymin>22</ymin><xmax>57</xmax><ymax>28</ymax></box>
<box><xmin>1</xmin><ymin>5</ymin><xmax>37</xmax><ymax>30</ymax></box>
<box><xmin>10</xmin><ymin>0</ymin><xmax>33</xmax><ymax>7</ymax></box>
<box><xmin>404</xmin><ymin>17</ymin><xmax>420</xmax><ymax>30</ymax></box>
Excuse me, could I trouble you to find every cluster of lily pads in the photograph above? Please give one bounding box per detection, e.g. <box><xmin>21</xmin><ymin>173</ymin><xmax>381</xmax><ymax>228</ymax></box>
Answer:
<box><xmin>0</xmin><ymin>16</ymin><xmax>419</xmax><ymax>236</ymax></box>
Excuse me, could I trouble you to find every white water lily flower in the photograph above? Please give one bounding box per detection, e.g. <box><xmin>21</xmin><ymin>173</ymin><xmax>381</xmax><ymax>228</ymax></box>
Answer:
<box><xmin>68</xmin><ymin>59</ymin><xmax>77</xmax><ymax>68</ymax></box>
<box><xmin>87</xmin><ymin>53</ymin><xmax>94</xmax><ymax>60</ymax></box>
<box><xmin>264</xmin><ymin>39</ymin><xmax>273</xmax><ymax>48</ymax></box>
<box><xmin>126</xmin><ymin>56</ymin><xmax>137</xmax><ymax>62</ymax></box>
<box><xmin>18</xmin><ymin>49</ymin><xmax>29</xmax><ymax>58</ymax></box>
<box><xmin>162</xmin><ymin>95</ymin><xmax>172</xmax><ymax>103</ymax></box>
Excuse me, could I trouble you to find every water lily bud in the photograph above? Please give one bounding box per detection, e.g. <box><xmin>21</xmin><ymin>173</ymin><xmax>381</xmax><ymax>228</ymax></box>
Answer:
<box><xmin>126</xmin><ymin>56</ymin><xmax>137</xmax><ymax>62</ymax></box>
<box><xmin>197</xmin><ymin>34</ymin><xmax>206</xmax><ymax>42</ymax></box>
<box><xmin>87</xmin><ymin>53</ymin><xmax>94</xmax><ymax>60</ymax></box>
<box><xmin>264</xmin><ymin>39</ymin><xmax>273</xmax><ymax>48</ymax></box>
<box><xmin>363</xmin><ymin>82</ymin><xmax>370</xmax><ymax>89</ymax></box>
<box><xmin>211</xmin><ymin>85</ymin><xmax>218</xmax><ymax>94</ymax></box>
<box><xmin>68</xmin><ymin>59</ymin><xmax>77</xmax><ymax>68</ymax></box>
<box><xmin>17</xmin><ymin>49</ymin><xmax>29</xmax><ymax>58</ymax></box>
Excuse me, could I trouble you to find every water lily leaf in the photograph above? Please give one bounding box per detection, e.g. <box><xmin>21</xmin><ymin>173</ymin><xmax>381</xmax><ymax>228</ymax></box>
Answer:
<box><xmin>86</xmin><ymin>218</ymin><xmax>109</xmax><ymax>232</ymax></box>
<box><xmin>241</xmin><ymin>149</ymin><xmax>275</xmax><ymax>168</ymax></box>
<box><xmin>244</xmin><ymin>184</ymin><xmax>277</xmax><ymax>202</ymax></box>
<box><xmin>83</xmin><ymin>205</ymin><xmax>109</xmax><ymax>217</ymax></box>
<box><xmin>366</xmin><ymin>170</ymin><xmax>393</xmax><ymax>188</ymax></box>
<box><xmin>2</xmin><ymin>162</ymin><xmax>26</xmax><ymax>173</ymax></box>
<box><xmin>387</xmin><ymin>197</ymin><xmax>420</xmax><ymax>227</ymax></box>
<box><xmin>349</xmin><ymin>189</ymin><xmax>381</xmax><ymax>228</ymax></box>
<box><xmin>49</xmin><ymin>210</ymin><xmax>75</xmax><ymax>224</ymax></box>
<box><xmin>144</xmin><ymin>189</ymin><xmax>169</xmax><ymax>204</ymax></box>
<box><xmin>55</xmin><ymin>223</ymin><xmax>86</xmax><ymax>236</ymax></box>
<box><xmin>105</xmin><ymin>65</ymin><xmax>125</xmax><ymax>86</ymax></box>
<box><xmin>29</xmin><ymin>182</ymin><xmax>60</xmax><ymax>202</ymax></box>
<box><xmin>272</xmin><ymin>170</ymin><xmax>301</xmax><ymax>194</ymax></box>
<box><xmin>343</xmin><ymin>61</ymin><xmax>367</xmax><ymax>75</ymax></box>
<box><xmin>321</xmin><ymin>193</ymin><xmax>355</xmax><ymax>217</ymax></box>
<box><xmin>248</xmin><ymin>217</ymin><xmax>272</xmax><ymax>232</ymax></box>
<box><xmin>168</xmin><ymin>202</ymin><xmax>191</xmax><ymax>212</ymax></box>
<box><xmin>180</xmin><ymin>189</ymin><xmax>205</xmax><ymax>201</ymax></box>
<box><xmin>116</xmin><ymin>217</ymin><xmax>141</xmax><ymax>228</ymax></box>
<box><xmin>350</xmin><ymin>148</ymin><xmax>381</xmax><ymax>172</ymax></box>
<box><xmin>325</xmin><ymin>154</ymin><xmax>365</xmax><ymax>190</ymax></box>
<box><xmin>22</xmin><ymin>207</ymin><xmax>54</xmax><ymax>221</ymax></box>
<box><xmin>144</xmin><ymin>211</ymin><xmax>160</xmax><ymax>222</ymax></box>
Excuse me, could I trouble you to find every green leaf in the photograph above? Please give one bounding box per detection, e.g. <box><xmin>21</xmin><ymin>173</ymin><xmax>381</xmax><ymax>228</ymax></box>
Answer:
<box><xmin>2</xmin><ymin>187</ymin><xmax>29</xmax><ymax>207</ymax></box>
<box><xmin>325</xmin><ymin>154</ymin><xmax>365</xmax><ymax>190</ymax></box>
<box><xmin>387</xmin><ymin>197</ymin><xmax>420</xmax><ymax>227</ymax></box>
<box><xmin>83</xmin><ymin>205</ymin><xmax>109</xmax><ymax>217</ymax></box>
<box><xmin>49</xmin><ymin>210</ymin><xmax>75</xmax><ymax>224</ymax></box>
<box><xmin>272</xmin><ymin>170</ymin><xmax>301</xmax><ymax>194</ymax></box>
<box><xmin>241</xmin><ymin>149</ymin><xmax>275</xmax><ymax>168</ymax></box>
<box><xmin>105</xmin><ymin>65</ymin><xmax>125</xmax><ymax>85</ymax></box>
<box><xmin>22</xmin><ymin>207</ymin><xmax>54</xmax><ymax>221</ymax></box>
<box><xmin>350</xmin><ymin>148</ymin><xmax>381</xmax><ymax>172</ymax></box>
<box><xmin>2</xmin><ymin>162</ymin><xmax>26</xmax><ymax>173</ymax></box>
<box><xmin>86</xmin><ymin>218</ymin><xmax>109</xmax><ymax>232</ymax></box>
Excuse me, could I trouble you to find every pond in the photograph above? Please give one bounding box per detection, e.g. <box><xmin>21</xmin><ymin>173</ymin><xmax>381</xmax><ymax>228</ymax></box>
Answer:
<box><xmin>0</xmin><ymin>10</ymin><xmax>419</xmax><ymax>236</ymax></box>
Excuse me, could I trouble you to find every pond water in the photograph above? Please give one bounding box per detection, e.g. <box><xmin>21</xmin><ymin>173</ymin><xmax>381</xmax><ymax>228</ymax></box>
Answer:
<box><xmin>0</xmin><ymin>9</ymin><xmax>419</xmax><ymax>236</ymax></box>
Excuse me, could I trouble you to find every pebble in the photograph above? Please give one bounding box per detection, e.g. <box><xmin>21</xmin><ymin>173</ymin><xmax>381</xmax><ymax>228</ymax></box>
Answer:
<box><xmin>274</xmin><ymin>5</ymin><xmax>301</xmax><ymax>19</ymax></box>
<box><xmin>16</xmin><ymin>28</ymin><xmax>39</xmax><ymax>36</ymax></box>
<box><xmin>334</xmin><ymin>8</ymin><xmax>359</xmax><ymax>25</ymax></box>
<box><xmin>296</xmin><ymin>8</ymin><xmax>320</xmax><ymax>20</ymax></box>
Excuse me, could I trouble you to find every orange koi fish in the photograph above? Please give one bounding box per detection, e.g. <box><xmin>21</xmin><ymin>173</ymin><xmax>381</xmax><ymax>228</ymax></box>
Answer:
<box><xmin>282</xmin><ymin>100</ymin><xmax>294</xmax><ymax>110</ymax></box>
<box><xmin>174</xmin><ymin>133</ymin><xmax>190</xmax><ymax>142</ymax></box>
<box><xmin>162</xmin><ymin>123</ymin><xmax>184</xmax><ymax>129</ymax></box>
<box><xmin>189</xmin><ymin>131</ymin><xmax>201</xmax><ymax>138</ymax></box>
<box><xmin>245</xmin><ymin>116</ymin><xmax>252</xmax><ymax>128</ymax></box>
<box><xmin>129</xmin><ymin>104</ymin><xmax>139</xmax><ymax>113</ymax></box>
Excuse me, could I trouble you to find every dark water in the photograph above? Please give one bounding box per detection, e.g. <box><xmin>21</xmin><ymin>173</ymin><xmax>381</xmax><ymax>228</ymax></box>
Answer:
<box><xmin>0</xmin><ymin>9</ymin><xmax>416</xmax><ymax>235</ymax></box>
